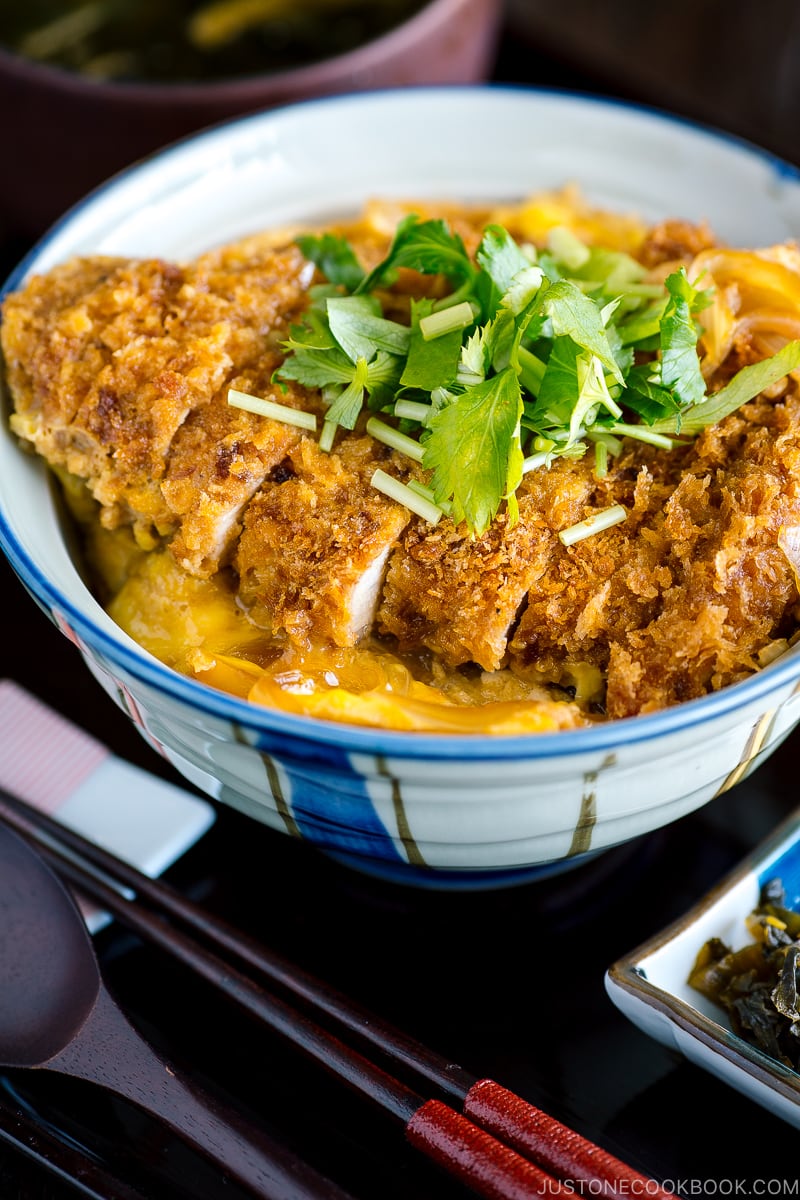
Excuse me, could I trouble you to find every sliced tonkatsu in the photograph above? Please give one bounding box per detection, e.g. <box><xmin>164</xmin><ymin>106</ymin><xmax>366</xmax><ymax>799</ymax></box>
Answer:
<box><xmin>3</xmin><ymin>241</ymin><xmax>313</xmax><ymax>547</ymax></box>
<box><xmin>235</xmin><ymin>435</ymin><xmax>411</xmax><ymax>648</ymax></box>
<box><xmin>377</xmin><ymin>458</ymin><xmax>595</xmax><ymax>672</ymax></box>
<box><xmin>162</xmin><ymin>360</ymin><xmax>320</xmax><ymax>576</ymax></box>
<box><xmin>5</xmin><ymin>196</ymin><xmax>800</xmax><ymax>731</ymax></box>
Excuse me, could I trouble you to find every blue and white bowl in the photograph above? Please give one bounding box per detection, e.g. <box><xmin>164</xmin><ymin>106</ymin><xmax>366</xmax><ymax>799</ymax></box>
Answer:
<box><xmin>605</xmin><ymin>808</ymin><xmax>800</xmax><ymax>1128</ymax></box>
<box><xmin>3</xmin><ymin>86</ymin><xmax>800</xmax><ymax>888</ymax></box>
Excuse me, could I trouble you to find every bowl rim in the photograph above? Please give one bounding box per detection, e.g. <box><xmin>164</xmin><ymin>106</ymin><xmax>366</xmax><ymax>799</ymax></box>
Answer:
<box><xmin>4</xmin><ymin>81</ymin><xmax>800</xmax><ymax>761</ymax></box>
<box><xmin>0</xmin><ymin>0</ymin><xmax>501</xmax><ymax>102</ymax></box>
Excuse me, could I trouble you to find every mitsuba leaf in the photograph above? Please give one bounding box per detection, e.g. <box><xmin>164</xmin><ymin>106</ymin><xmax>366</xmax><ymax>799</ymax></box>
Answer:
<box><xmin>422</xmin><ymin>366</ymin><xmax>523</xmax><ymax>535</ymax></box>
<box><xmin>401</xmin><ymin>300</ymin><xmax>462</xmax><ymax>390</ymax></box>
<box><xmin>326</xmin><ymin>295</ymin><xmax>411</xmax><ymax>361</ymax></box>
<box><xmin>476</xmin><ymin>225</ymin><xmax>534</xmax><ymax>300</ymax></box>
<box><xmin>274</xmin><ymin>343</ymin><xmax>356</xmax><ymax>388</ymax></box>
<box><xmin>575</xmin><ymin>246</ymin><xmax>647</xmax><ymax>291</ymax></box>
<box><xmin>484</xmin><ymin>308</ymin><xmax>518</xmax><ymax>374</ymax></box>
<box><xmin>603</xmin><ymin>319</ymin><xmax>634</xmax><ymax>378</ymax></box>
<box><xmin>325</xmin><ymin>357</ymin><xmax>371</xmax><ymax>428</ymax></box>
<box><xmin>538</xmin><ymin>280</ymin><xmax>624</xmax><ymax>384</ymax></box>
<box><xmin>529</xmin><ymin>336</ymin><xmax>581</xmax><ymax>431</ymax></box>
<box><xmin>295</xmin><ymin>232</ymin><xmax>365</xmax><ymax>292</ymax></box>
<box><xmin>484</xmin><ymin>272</ymin><xmax>547</xmax><ymax>378</ymax></box>
<box><xmin>283</xmin><ymin>303</ymin><xmax>338</xmax><ymax>350</ymax></box>
<box><xmin>459</xmin><ymin>327</ymin><xmax>489</xmax><ymax>383</ymax></box>
<box><xmin>569</xmin><ymin>353</ymin><xmax>617</xmax><ymax>446</ymax></box>
<box><xmin>502</xmin><ymin>267</ymin><xmax>546</xmax><ymax>321</ymax></box>
<box><xmin>652</xmin><ymin>339</ymin><xmax>800</xmax><ymax>435</ymax></box>
<box><xmin>356</xmin><ymin>215</ymin><xmax>475</xmax><ymax>294</ymax></box>
<box><xmin>658</xmin><ymin>268</ymin><xmax>709</xmax><ymax>408</ymax></box>
<box><xmin>621</xmin><ymin>364</ymin><xmax>682</xmax><ymax>424</ymax></box>
<box><xmin>366</xmin><ymin>350</ymin><xmax>406</xmax><ymax>410</ymax></box>
<box><xmin>617</xmin><ymin>299</ymin><xmax>668</xmax><ymax>347</ymax></box>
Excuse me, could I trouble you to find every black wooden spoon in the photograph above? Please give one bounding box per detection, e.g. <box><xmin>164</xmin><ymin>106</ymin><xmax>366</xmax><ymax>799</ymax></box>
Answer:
<box><xmin>0</xmin><ymin>822</ymin><xmax>351</xmax><ymax>1200</ymax></box>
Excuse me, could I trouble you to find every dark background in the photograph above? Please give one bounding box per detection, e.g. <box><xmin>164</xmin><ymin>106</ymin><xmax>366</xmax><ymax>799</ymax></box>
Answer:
<box><xmin>2</xmin><ymin>4</ymin><xmax>800</xmax><ymax>1196</ymax></box>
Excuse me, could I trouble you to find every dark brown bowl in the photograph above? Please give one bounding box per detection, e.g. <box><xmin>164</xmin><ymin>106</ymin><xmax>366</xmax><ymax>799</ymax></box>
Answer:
<box><xmin>0</xmin><ymin>0</ymin><xmax>504</xmax><ymax>240</ymax></box>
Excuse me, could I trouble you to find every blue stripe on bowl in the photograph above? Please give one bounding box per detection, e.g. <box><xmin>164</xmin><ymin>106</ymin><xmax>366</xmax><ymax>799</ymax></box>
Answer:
<box><xmin>281</xmin><ymin>753</ymin><xmax>405</xmax><ymax>863</ymax></box>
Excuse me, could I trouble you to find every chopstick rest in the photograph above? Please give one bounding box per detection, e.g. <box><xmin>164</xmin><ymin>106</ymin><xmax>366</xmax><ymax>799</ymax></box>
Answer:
<box><xmin>0</xmin><ymin>679</ymin><xmax>215</xmax><ymax>930</ymax></box>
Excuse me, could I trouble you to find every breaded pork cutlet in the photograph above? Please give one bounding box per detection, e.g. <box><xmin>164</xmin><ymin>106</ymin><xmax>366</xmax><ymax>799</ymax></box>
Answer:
<box><xmin>2</xmin><ymin>241</ymin><xmax>312</xmax><ymax>547</ymax></box>
<box><xmin>377</xmin><ymin>458</ymin><xmax>595</xmax><ymax>672</ymax></box>
<box><xmin>5</xmin><ymin>205</ymin><xmax>800</xmax><ymax>727</ymax></box>
<box><xmin>506</xmin><ymin>448</ymin><xmax>679</xmax><ymax>692</ymax></box>
<box><xmin>508</xmin><ymin>385</ymin><xmax>800</xmax><ymax>718</ymax></box>
<box><xmin>374</xmin><ymin>373</ymin><xmax>800</xmax><ymax>717</ymax></box>
<box><xmin>161</xmin><ymin>358</ymin><xmax>321</xmax><ymax>577</ymax></box>
<box><xmin>235</xmin><ymin>435</ymin><xmax>411</xmax><ymax>648</ymax></box>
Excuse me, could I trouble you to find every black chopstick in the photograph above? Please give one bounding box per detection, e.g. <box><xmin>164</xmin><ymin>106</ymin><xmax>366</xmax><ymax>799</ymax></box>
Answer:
<box><xmin>0</xmin><ymin>795</ymin><xmax>561</xmax><ymax>1199</ymax></box>
<box><xmin>0</xmin><ymin>1084</ymin><xmax>150</xmax><ymax>1200</ymax></box>
<box><xmin>0</xmin><ymin>786</ymin><xmax>674</xmax><ymax>1199</ymax></box>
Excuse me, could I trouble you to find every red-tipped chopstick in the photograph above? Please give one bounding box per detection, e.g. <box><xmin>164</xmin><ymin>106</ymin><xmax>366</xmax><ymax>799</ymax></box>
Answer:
<box><xmin>0</xmin><ymin>785</ymin><xmax>675</xmax><ymax>1200</ymax></box>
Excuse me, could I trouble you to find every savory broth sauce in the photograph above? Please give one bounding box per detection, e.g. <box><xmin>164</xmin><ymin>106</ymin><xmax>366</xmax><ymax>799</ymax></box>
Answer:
<box><xmin>0</xmin><ymin>0</ymin><xmax>429</xmax><ymax>83</ymax></box>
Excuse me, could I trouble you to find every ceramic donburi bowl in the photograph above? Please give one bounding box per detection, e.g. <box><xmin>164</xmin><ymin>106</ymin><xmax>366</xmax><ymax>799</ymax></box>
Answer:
<box><xmin>3</xmin><ymin>87</ymin><xmax>800</xmax><ymax>888</ymax></box>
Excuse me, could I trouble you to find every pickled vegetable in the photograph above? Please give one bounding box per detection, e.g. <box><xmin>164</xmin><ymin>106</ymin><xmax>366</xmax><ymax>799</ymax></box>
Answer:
<box><xmin>688</xmin><ymin>879</ymin><xmax>800</xmax><ymax>1069</ymax></box>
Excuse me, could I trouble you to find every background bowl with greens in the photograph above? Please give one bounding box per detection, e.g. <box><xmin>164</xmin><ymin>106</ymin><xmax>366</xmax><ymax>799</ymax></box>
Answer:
<box><xmin>0</xmin><ymin>0</ymin><xmax>504</xmax><ymax>239</ymax></box>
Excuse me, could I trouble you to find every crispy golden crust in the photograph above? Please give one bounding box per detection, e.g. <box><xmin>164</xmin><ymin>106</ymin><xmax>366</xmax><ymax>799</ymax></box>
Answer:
<box><xmin>2</xmin><ymin>242</ymin><xmax>312</xmax><ymax>544</ymax></box>
<box><xmin>161</xmin><ymin>357</ymin><xmax>320</xmax><ymax>576</ymax></box>
<box><xmin>377</xmin><ymin>459</ymin><xmax>594</xmax><ymax>672</ymax></box>
<box><xmin>509</xmin><ymin>386</ymin><xmax>800</xmax><ymax>718</ymax></box>
<box><xmin>636</xmin><ymin>217</ymin><xmax>718</xmax><ymax>270</ymax></box>
<box><xmin>235</xmin><ymin>436</ymin><xmax>410</xmax><ymax>647</ymax></box>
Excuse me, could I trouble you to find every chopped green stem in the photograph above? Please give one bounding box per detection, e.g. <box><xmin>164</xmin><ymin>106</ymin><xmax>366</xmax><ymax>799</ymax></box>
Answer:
<box><xmin>366</xmin><ymin>416</ymin><xmax>425</xmax><ymax>462</ymax></box>
<box><xmin>517</xmin><ymin>345</ymin><xmax>546</xmax><ymax>393</ymax></box>
<box><xmin>456</xmin><ymin>364</ymin><xmax>485</xmax><ymax>387</ymax></box>
<box><xmin>227</xmin><ymin>388</ymin><xmax>317</xmax><ymax>431</ymax></box>
<box><xmin>319</xmin><ymin>420</ymin><xmax>338</xmax><ymax>452</ymax></box>
<box><xmin>419</xmin><ymin>301</ymin><xmax>476</xmax><ymax>342</ymax></box>
<box><xmin>594</xmin><ymin>440</ymin><xmax>608</xmax><ymax>478</ymax></box>
<box><xmin>371</xmin><ymin>469</ymin><xmax>443</xmax><ymax>524</ymax></box>
<box><xmin>559</xmin><ymin>504</ymin><xmax>627</xmax><ymax>546</ymax></box>
<box><xmin>587</xmin><ymin>430</ymin><xmax>624</xmax><ymax>455</ymax></box>
<box><xmin>603</xmin><ymin>391</ymin><xmax>623</xmax><ymax>418</ymax></box>
<box><xmin>547</xmin><ymin>225</ymin><xmax>591</xmax><ymax>270</ymax></box>
<box><xmin>621</xmin><ymin>283</ymin><xmax>668</xmax><ymax>297</ymax></box>
<box><xmin>407</xmin><ymin>478</ymin><xmax>453</xmax><ymax>515</ymax></box>
<box><xmin>607</xmin><ymin>422</ymin><xmax>675</xmax><ymax>450</ymax></box>
<box><xmin>394</xmin><ymin>399</ymin><xmax>433</xmax><ymax>424</ymax></box>
<box><xmin>522</xmin><ymin>450</ymin><xmax>550</xmax><ymax>474</ymax></box>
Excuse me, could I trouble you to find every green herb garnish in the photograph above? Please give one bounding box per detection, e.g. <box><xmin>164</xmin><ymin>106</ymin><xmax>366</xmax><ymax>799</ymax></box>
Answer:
<box><xmin>274</xmin><ymin>215</ymin><xmax>800</xmax><ymax>535</ymax></box>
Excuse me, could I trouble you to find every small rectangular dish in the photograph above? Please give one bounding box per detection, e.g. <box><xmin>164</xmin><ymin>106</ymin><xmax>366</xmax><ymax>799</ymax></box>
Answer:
<box><xmin>605</xmin><ymin>808</ymin><xmax>800</xmax><ymax>1128</ymax></box>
